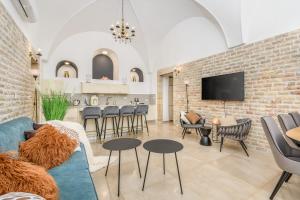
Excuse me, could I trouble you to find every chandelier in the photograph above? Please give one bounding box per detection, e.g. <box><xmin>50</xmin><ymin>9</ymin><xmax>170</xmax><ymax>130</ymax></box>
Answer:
<box><xmin>110</xmin><ymin>0</ymin><xmax>136</xmax><ymax>43</ymax></box>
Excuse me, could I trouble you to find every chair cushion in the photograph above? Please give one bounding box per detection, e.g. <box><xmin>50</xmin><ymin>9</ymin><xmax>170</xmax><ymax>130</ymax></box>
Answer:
<box><xmin>186</xmin><ymin>111</ymin><xmax>201</xmax><ymax>124</ymax></box>
<box><xmin>180</xmin><ymin>111</ymin><xmax>191</xmax><ymax>124</ymax></box>
<box><xmin>19</xmin><ymin>125</ymin><xmax>77</xmax><ymax>169</ymax></box>
<box><xmin>219</xmin><ymin>116</ymin><xmax>237</xmax><ymax>126</ymax></box>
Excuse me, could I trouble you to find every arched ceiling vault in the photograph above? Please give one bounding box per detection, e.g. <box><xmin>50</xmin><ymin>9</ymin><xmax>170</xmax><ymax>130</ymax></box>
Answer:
<box><xmin>34</xmin><ymin>0</ymin><xmax>243</xmax><ymax>70</ymax></box>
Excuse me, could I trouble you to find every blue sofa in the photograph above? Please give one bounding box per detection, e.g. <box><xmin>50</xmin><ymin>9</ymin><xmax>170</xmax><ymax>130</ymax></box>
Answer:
<box><xmin>0</xmin><ymin>117</ymin><xmax>98</xmax><ymax>200</ymax></box>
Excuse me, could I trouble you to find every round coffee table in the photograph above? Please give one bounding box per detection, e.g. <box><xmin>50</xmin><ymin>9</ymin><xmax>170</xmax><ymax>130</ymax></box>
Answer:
<box><xmin>142</xmin><ymin>139</ymin><xmax>184</xmax><ymax>194</ymax></box>
<box><xmin>199</xmin><ymin>126</ymin><xmax>212</xmax><ymax>146</ymax></box>
<box><xmin>103</xmin><ymin>138</ymin><xmax>142</xmax><ymax>196</ymax></box>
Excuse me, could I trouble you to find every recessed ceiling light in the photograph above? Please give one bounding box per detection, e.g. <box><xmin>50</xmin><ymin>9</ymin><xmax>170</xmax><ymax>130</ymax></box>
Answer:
<box><xmin>102</xmin><ymin>51</ymin><xmax>108</xmax><ymax>55</ymax></box>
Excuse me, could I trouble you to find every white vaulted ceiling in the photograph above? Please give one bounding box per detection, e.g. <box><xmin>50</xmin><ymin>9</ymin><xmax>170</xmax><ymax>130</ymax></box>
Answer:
<box><xmin>4</xmin><ymin>0</ymin><xmax>300</xmax><ymax>70</ymax></box>
<box><xmin>26</xmin><ymin>0</ymin><xmax>241</xmax><ymax>66</ymax></box>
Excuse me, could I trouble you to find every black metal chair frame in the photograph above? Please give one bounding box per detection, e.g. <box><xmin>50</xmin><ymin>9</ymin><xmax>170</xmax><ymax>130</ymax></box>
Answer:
<box><xmin>82</xmin><ymin>107</ymin><xmax>101</xmax><ymax>137</ymax></box>
<box><xmin>118</xmin><ymin>105</ymin><xmax>135</xmax><ymax>136</ymax></box>
<box><xmin>133</xmin><ymin>105</ymin><xmax>149</xmax><ymax>135</ymax></box>
<box><xmin>100</xmin><ymin>106</ymin><xmax>120</xmax><ymax>140</ymax></box>
<box><xmin>217</xmin><ymin>118</ymin><xmax>252</xmax><ymax>157</ymax></box>
<box><xmin>179</xmin><ymin>112</ymin><xmax>205</xmax><ymax>139</ymax></box>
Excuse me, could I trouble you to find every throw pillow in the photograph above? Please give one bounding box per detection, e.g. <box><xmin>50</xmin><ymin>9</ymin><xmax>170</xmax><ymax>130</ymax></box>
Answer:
<box><xmin>186</xmin><ymin>111</ymin><xmax>201</xmax><ymax>124</ymax></box>
<box><xmin>180</xmin><ymin>111</ymin><xmax>191</xmax><ymax>124</ymax></box>
<box><xmin>19</xmin><ymin>124</ymin><xmax>77</xmax><ymax>169</ymax></box>
<box><xmin>0</xmin><ymin>192</ymin><xmax>45</xmax><ymax>200</ymax></box>
<box><xmin>47</xmin><ymin>120</ymin><xmax>81</xmax><ymax>152</ymax></box>
<box><xmin>219</xmin><ymin>116</ymin><xmax>237</xmax><ymax>126</ymax></box>
<box><xmin>0</xmin><ymin>154</ymin><xmax>58</xmax><ymax>200</ymax></box>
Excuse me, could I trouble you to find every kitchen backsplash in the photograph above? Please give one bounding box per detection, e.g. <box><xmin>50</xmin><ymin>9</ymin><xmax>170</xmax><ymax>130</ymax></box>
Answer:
<box><xmin>66</xmin><ymin>93</ymin><xmax>156</xmax><ymax>106</ymax></box>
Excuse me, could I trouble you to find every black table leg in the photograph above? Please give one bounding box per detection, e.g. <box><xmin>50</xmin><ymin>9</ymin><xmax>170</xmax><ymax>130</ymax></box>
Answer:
<box><xmin>142</xmin><ymin>151</ymin><xmax>151</xmax><ymax>191</ymax></box>
<box><xmin>175</xmin><ymin>152</ymin><xmax>183</xmax><ymax>194</ymax></box>
<box><xmin>135</xmin><ymin>148</ymin><xmax>142</xmax><ymax>178</ymax></box>
<box><xmin>163</xmin><ymin>153</ymin><xmax>165</xmax><ymax>175</ymax></box>
<box><xmin>105</xmin><ymin>150</ymin><xmax>112</xmax><ymax>176</ymax></box>
<box><xmin>118</xmin><ymin>150</ymin><xmax>121</xmax><ymax>197</ymax></box>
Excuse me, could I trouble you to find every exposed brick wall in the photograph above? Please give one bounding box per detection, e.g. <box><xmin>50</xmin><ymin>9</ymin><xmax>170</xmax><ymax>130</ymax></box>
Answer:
<box><xmin>162</xmin><ymin>29</ymin><xmax>300</xmax><ymax>151</ymax></box>
<box><xmin>0</xmin><ymin>2</ymin><xmax>34</xmax><ymax>122</ymax></box>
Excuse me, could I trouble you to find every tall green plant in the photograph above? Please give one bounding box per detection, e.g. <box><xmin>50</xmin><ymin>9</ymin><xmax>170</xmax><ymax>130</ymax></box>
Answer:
<box><xmin>41</xmin><ymin>91</ymin><xmax>70</xmax><ymax>121</ymax></box>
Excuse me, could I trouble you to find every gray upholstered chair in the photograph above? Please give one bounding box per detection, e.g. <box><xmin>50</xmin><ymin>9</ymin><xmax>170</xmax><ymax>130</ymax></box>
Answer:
<box><xmin>277</xmin><ymin>114</ymin><xmax>300</xmax><ymax>148</ymax></box>
<box><xmin>118</xmin><ymin>105</ymin><xmax>135</xmax><ymax>136</ymax></box>
<box><xmin>261</xmin><ymin>116</ymin><xmax>300</xmax><ymax>200</ymax></box>
<box><xmin>100</xmin><ymin>106</ymin><xmax>119</xmax><ymax>140</ymax></box>
<box><xmin>82</xmin><ymin>107</ymin><xmax>101</xmax><ymax>138</ymax></box>
<box><xmin>217</xmin><ymin>118</ymin><xmax>251</xmax><ymax>156</ymax></box>
<box><xmin>180</xmin><ymin>112</ymin><xmax>205</xmax><ymax>139</ymax></box>
<box><xmin>289</xmin><ymin>112</ymin><xmax>300</xmax><ymax>127</ymax></box>
<box><xmin>133</xmin><ymin>105</ymin><xmax>149</xmax><ymax>135</ymax></box>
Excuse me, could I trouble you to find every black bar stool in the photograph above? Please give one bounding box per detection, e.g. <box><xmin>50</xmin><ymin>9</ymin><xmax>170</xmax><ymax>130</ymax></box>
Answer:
<box><xmin>133</xmin><ymin>105</ymin><xmax>149</xmax><ymax>135</ymax></box>
<box><xmin>100</xmin><ymin>106</ymin><xmax>120</xmax><ymax>140</ymax></box>
<box><xmin>118</xmin><ymin>105</ymin><xmax>135</xmax><ymax>136</ymax></box>
<box><xmin>82</xmin><ymin>107</ymin><xmax>101</xmax><ymax>137</ymax></box>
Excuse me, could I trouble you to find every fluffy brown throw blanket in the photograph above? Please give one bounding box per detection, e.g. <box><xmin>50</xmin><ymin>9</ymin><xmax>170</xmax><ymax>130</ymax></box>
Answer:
<box><xmin>19</xmin><ymin>124</ymin><xmax>77</xmax><ymax>169</ymax></box>
<box><xmin>0</xmin><ymin>154</ymin><xmax>58</xmax><ymax>200</ymax></box>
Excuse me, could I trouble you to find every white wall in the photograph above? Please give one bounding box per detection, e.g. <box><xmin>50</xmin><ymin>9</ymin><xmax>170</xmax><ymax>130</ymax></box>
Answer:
<box><xmin>43</xmin><ymin>31</ymin><xmax>152</xmax><ymax>94</ymax></box>
<box><xmin>242</xmin><ymin>0</ymin><xmax>300</xmax><ymax>43</ymax></box>
<box><xmin>2</xmin><ymin>0</ymin><xmax>39</xmax><ymax>46</ymax></box>
<box><xmin>157</xmin><ymin>17</ymin><xmax>227</xmax><ymax>69</ymax></box>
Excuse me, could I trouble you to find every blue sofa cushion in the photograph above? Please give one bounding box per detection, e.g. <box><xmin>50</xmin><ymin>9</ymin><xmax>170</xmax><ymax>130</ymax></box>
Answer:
<box><xmin>49</xmin><ymin>145</ymin><xmax>98</xmax><ymax>200</ymax></box>
<box><xmin>0</xmin><ymin>117</ymin><xmax>33</xmax><ymax>151</ymax></box>
<box><xmin>49</xmin><ymin>144</ymin><xmax>89</xmax><ymax>173</ymax></box>
<box><xmin>49</xmin><ymin>169</ymin><xmax>98</xmax><ymax>200</ymax></box>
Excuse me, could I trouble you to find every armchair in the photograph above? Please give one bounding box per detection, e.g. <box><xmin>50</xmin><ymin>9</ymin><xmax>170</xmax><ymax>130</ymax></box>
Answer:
<box><xmin>217</xmin><ymin>118</ymin><xmax>251</xmax><ymax>156</ymax></box>
<box><xmin>180</xmin><ymin>112</ymin><xmax>205</xmax><ymax>139</ymax></box>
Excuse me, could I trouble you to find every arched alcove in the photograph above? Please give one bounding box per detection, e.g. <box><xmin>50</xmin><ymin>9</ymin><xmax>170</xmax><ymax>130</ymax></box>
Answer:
<box><xmin>130</xmin><ymin>68</ymin><xmax>144</xmax><ymax>82</ymax></box>
<box><xmin>93</xmin><ymin>48</ymin><xmax>119</xmax><ymax>80</ymax></box>
<box><xmin>56</xmin><ymin>60</ymin><xmax>78</xmax><ymax>78</ymax></box>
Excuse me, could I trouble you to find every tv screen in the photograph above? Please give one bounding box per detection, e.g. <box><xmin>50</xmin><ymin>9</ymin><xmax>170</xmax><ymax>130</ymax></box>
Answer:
<box><xmin>202</xmin><ymin>72</ymin><xmax>244</xmax><ymax>101</ymax></box>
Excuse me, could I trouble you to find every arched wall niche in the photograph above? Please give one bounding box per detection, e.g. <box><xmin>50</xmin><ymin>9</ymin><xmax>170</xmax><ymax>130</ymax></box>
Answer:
<box><xmin>56</xmin><ymin>60</ymin><xmax>78</xmax><ymax>78</ymax></box>
<box><xmin>93</xmin><ymin>48</ymin><xmax>119</xmax><ymax>80</ymax></box>
<box><xmin>130</xmin><ymin>67</ymin><xmax>144</xmax><ymax>82</ymax></box>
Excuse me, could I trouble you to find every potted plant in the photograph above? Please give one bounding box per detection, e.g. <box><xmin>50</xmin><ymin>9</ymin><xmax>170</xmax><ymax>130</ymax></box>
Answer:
<box><xmin>41</xmin><ymin>91</ymin><xmax>70</xmax><ymax>121</ymax></box>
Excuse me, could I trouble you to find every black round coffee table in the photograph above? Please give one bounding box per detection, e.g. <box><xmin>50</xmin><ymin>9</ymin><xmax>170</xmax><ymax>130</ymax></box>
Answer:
<box><xmin>103</xmin><ymin>138</ymin><xmax>142</xmax><ymax>196</ymax></box>
<box><xmin>199</xmin><ymin>126</ymin><xmax>212</xmax><ymax>146</ymax></box>
<box><xmin>142</xmin><ymin>139</ymin><xmax>184</xmax><ymax>194</ymax></box>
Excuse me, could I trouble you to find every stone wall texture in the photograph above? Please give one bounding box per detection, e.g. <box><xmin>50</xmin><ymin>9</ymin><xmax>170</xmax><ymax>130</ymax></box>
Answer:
<box><xmin>172</xmin><ymin>29</ymin><xmax>300</xmax><ymax>151</ymax></box>
<box><xmin>0</xmin><ymin>2</ymin><xmax>34</xmax><ymax>122</ymax></box>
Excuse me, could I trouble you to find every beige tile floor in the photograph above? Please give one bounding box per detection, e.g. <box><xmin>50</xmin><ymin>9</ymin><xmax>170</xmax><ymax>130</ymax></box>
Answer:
<box><xmin>90</xmin><ymin>122</ymin><xmax>300</xmax><ymax>200</ymax></box>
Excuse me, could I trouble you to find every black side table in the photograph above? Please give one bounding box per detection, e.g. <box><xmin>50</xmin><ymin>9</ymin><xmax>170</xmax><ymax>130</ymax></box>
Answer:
<box><xmin>199</xmin><ymin>126</ymin><xmax>212</xmax><ymax>146</ymax></box>
<box><xmin>142</xmin><ymin>139</ymin><xmax>184</xmax><ymax>194</ymax></box>
<box><xmin>103</xmin><ymin>138</ymin><xmax>142</xmax><ymax>196</ymax></box>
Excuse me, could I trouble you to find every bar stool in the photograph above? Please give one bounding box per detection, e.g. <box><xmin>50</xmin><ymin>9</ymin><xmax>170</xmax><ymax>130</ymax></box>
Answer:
<box><xmin>82</xmin><ymin>107</ymin><xmax>101</xmax><ymax>137</ymax></box>
<box><xmin>133</xmin><ymin>105</ymin><xmax>149</xmax><ymax>135</ymax></box>
<box><xmin>100</xmin><ymin>106</ymin><xmax>120</xmax><ymax>140</ymax></box>
<box><xmin>118</xmin><ymin>105</ymin><xmax>135</xmax><ymax>136</ymax></box>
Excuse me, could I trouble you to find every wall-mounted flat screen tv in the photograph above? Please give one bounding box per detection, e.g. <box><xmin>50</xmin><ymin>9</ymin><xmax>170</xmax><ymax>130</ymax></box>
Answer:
<box><xmin>202</xmin><ymin>72</ymin><xmax>244</xmax><ymax>101</ymax></box>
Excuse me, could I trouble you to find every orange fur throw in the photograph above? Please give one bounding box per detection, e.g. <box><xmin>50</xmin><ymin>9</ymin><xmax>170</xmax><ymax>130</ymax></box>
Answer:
<box><xmin>19</xmin><ymin>124</ymin><xmax>77</xmax><ymax>169</ymax></box>
<box><xmin>0</xmin><ymin>154</ymin><xmax>58</xmax><ymax>200</ymax></box>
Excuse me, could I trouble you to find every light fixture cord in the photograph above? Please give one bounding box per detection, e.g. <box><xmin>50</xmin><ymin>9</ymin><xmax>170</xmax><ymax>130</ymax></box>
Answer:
<box><xmin>122</xmin><ymin>0</ymin><xmax>124</xmax><ymax>20</ymax></box>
